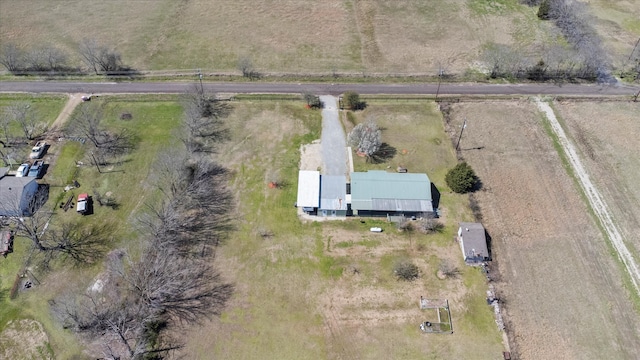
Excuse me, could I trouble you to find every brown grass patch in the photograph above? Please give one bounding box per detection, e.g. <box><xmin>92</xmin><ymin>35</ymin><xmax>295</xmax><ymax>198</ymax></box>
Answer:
<box><xmin>447</xmin><ymin>100</ymin><xmax>640</xmax><ymax>360</ymax></box>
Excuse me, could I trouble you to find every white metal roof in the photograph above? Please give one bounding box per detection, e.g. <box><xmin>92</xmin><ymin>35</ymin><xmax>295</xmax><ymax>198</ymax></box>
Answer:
<box><xmin>296</xmin><ymin>170</ymin><xmax>320</xmax><ymax>207</ymax></box>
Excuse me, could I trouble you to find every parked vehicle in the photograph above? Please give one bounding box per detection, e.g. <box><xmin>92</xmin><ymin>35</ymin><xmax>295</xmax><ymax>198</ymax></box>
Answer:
<box><xmin>28</xmin><ymin>160</ymin><xmax>44</xmax><ymax>178</ymax></box>
<box><xmin>16</xmin><ymin>163</ymin><xmax>30</xmax><ymax>177</ymax></box>
<box><xmin>29</xmin><ymin>141</ymin><xmax>46</xmax><ymax>159</ymax></box>
<box><xmin>77</xmin><ymin>193</ymin><xmax>89</xmax><ymax>215</ymax></box>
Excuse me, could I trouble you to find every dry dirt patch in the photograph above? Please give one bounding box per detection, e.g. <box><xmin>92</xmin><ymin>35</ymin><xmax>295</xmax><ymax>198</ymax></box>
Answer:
<box><xmin>317</xmin><ymin>225</ymin><xmax>502</xmax><ymax>360</ymax></box>
<box><xmin>0</xmin><ymin>319</ymin><xmax>51</xmax><ymax>359</ymax></box>
<box><xmin>447</xmin><ymin>100</ymin><xmax>640</xmax><ymax>360</ymax></box>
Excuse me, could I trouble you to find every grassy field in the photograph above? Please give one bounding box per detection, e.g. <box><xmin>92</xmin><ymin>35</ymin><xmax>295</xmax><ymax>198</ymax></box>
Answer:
<box><xmin>553</xmin><ymin>100</ymin><xmax>640</xmax><ymax>263</ymax></box>
<box><xmin>587</xmin><ymin>0</ymin><xmax>640</xmax><ymax>71</ymax></box>
<box><xmin>178</xmin><ymin>99</ymin><xmax>504</xmax><ymax>359</ymax></box>
<box><xmin>0</xmin><ymin>96</ymin><xmax>184</xmax><ymax>359</ymax></box>
<box><xmin>445</xmin><ymin>100</ymin><xmax>640</xmax><ymax>359</ymax></box>
<box><xmin>0</xmin><ymin>94</ymin><xmax>67</xmax><ymax>161</ymax></box>
<box><xmin>0</xmin><ymin>0</ymin><xmax>557</xmax><ymax>75</ymax></box>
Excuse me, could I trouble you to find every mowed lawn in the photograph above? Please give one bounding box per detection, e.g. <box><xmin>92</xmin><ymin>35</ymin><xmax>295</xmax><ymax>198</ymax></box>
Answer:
<box><xmin>0</xmin><ymin>96</ymin><xmax>184</xmax><ymax>359</ymax></box>
<box><xmin>179</xmin><ymin>100</ymin><xmax>504</xmax><ymax>359</ymax></box>
<box><xmin>0</xmin><ymin>93</ymin><xmax>67</xmax><ymax>144</ymax></box>
<box><xmin>1</xmin><ymin>0</ymin><xmax>557</xmax><ymax>74</ymax></box>
<box><xmin>446</xmin><ymin>100</ymin><xmax>640</xmax><ymax>360</ymax></box>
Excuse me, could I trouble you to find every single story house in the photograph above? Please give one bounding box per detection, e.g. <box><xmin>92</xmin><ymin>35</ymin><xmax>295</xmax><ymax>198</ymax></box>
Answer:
<box><xmin>350</xmin><ymin>170</ymin><xmax>434</xmax><ymax>218</ymax></box>
<box><xmin>458</xmin><ymin>222</ymin><xmax>490</xmax><ymax>265</ymax></box>
<box><xmin>0</xmin><ymin>169</ymin><xmax>40</xmax><ymax>216</ymax></box>
<box><xmin>296</xmin><ymin>170</ymin><xmax>320</xmax><ymax>214</ymax></box>
<box><xmin>319</xmin><ymin>175</ymin><xmax>347</xmax><ymax>217</ymax></box>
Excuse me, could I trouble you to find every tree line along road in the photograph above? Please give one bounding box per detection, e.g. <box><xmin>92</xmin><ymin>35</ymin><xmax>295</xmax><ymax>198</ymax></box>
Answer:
<box><xmin>0</xmin><ymin>81</ymin><xmax>639</xmax><ymax>96</ymax></box>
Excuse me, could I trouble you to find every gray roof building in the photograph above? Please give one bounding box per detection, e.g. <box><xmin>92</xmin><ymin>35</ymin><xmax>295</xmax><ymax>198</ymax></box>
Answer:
<box><xmin>458</xmin><ymin>222</ymin><xmax>490</xmax><ymax>265</ymax></box>
<box><xmin>0</xmin><ymin>176</ymin><xmax>39</xmax><ymax>216</ymax></box>
<box><xmin>320</xmin><ymin>175</ymin><xmax>347</xmax><ymax>211</ymax></box>
<box><xmin>350</xmin><ymin>171</ymin><xmax>433</xmax><ymax>214</ymax></box>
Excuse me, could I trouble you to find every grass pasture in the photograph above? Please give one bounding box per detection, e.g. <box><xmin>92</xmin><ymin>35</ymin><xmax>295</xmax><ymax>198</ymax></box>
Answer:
<box><xmin>445</xmin><ymin>100</ymin><xmax>640</xmax><ymax>359</ymax></box>
<box><xmin>1</xmin><ymin>0</ymin><xmax>556</xmax><ymax>75</ymax></box>
<box><xmin>0</xmin><ymin>94</ymin><xmax>67</xmax><ymax>163</ymax></box>
<box><xmin>553</xmin><ymin>100</ymin><xmax>640</xmax><ymax>262</ymax></box>
<box><xmin>586</xmin><ymin>0</ymin><xmax>640</xmax><ymax>71</ymax></box>
<box><xmin>179</xmin><ymin>99</ymin><xmax>503</xmax><ymax>359</ymax></box>
<box><xmin>0</xmin><ymin>96</ymin><xmax>185</xmax><ymax>359</ymax></box>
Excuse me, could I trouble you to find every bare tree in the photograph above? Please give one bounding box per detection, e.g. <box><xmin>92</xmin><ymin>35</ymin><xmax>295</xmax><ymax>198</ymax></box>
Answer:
<box><xmin>54</xmin><ymin>83</ymin><xmax>235</xmax><ymax>358</ymax></box>
<box><xmin>237</xmin><ymin>55</ymin><xmax>259</xmax><ymax>79</ymax></box>
<box><xmin>71</xmin><ymin>103</ymin><xmax>137</xmax><ymax>163</ymax></box>
<box><xmin>125</xmin><ymin>249</ymin><xmax>233</xmax><ymax>324</ymax></box>
<box><xmin>347</xmin><ymin>120</ymin><xmax>382</xmax><ymax>159</ymax></box>
<box><xmin>37</xmin><ymin>45</ymin><xmax>69</xmax><ymax>72</ymax></box>
<box><xmin>79</xmin><ymin>38</ymin><xmax>124</xmax><ymax>74</ymax></box>
<box><xmin>417</xmin><ymin>216</ymin><xmax>444</xmax><ymax>234</ymax></box>
<box><xmin>438</xmin><ymin>260</ymin><xmax>460</xmax><ymax>278</ymax></box>
<box><xmin>180</xmin><ymin>85</ymin><xmax>231</xmax><ymax>154</ymax></box>
<box><xmin>54</xmin><ymin>246</ymin><xmax>232</xmax><ymax>359</ymax></box>
<box><xmin>4</xmin><ymin>102</ymin><xmax>46</xmax><ymax>140</ymax></box>
<box><xmin>0</xmin><ymin>109</ymin><xmax>13</xmax><ymax>146</ymax></box>
<box><xmin>527</xmin><ymin>0</ymin><xmax>610</xmax><ymax>81</ymax></box>
<box><xmin>0</xmin><ymin>43</ymin><xmax>24</xmax><ymax>73</ymax></box>
<box><xmin>24</xmin><ymin>47</ymin><xmax>50</xmax><ymax>72</ymax></box>
<box><xmin>10</xmin><ymin>200</ymin><xmax>111</xmax><ymax>267</ymax></box>
<box><xmin>142</xmin><ymin>157</ymin><xmax>233</xmax><ymax>255</ymax></box>
<box><xmin>482</xmin><ymin>43</ymin><xmax>529</xmax><ymax>79</ymax></box>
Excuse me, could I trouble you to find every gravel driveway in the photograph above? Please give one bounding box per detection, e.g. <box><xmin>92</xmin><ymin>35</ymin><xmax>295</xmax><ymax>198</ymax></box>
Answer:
<box><xmin>320</xmin><ymin>95</ymin><xmax>347</xmax><ymax>176</ymax></box>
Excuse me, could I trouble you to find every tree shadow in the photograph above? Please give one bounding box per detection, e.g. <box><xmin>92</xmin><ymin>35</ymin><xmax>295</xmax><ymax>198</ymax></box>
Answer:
<box><xmin>369</xmin><ymin>143</ymin><xmax>397</xmax><ymax>164</ymax></box>
<box><xmin>472</xmin><ymin>177</ymin><xmax>483</xmax><ymax>192</ymax></box>
<box><xmin>353</xmin><ymin>101</ymin><xmax>368</xmax><ymax>110</ymax></box>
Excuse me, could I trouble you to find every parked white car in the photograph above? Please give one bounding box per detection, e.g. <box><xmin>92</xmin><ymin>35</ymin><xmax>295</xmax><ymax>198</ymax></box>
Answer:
<box><xmin>16</xmin><ymin>163</ymin><xmax>30</xmax><ymax>177</ymax></box>
<box><xmin>29</xmin><ymin>141</ymin><xmax>46</xmax><ymax>159</ymax></box>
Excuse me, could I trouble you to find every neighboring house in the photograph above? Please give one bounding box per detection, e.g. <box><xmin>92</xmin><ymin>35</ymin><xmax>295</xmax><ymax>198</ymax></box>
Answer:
<box><xmin>350</xmin><ymin>170</ymin><xmax>434</xmax><ymax>218</ymax></box>
<box><xmin>458</xmin><ymin>222</ymin><xmax>490</xmax><ymax>265</ymax></box>
<box><xmin>319</xmin><ymin>175</ymin><xmax>347</xmax><ymax>217</ymax></box>
<box><xmin>0</xmin><ymin>171</ymin><xmax>39</xmax><ymax>216</ymax></box>
<box><xmin>296</xmin><ymin>170</ymin><xmax>320</xmax><ymax>214</ymax></box>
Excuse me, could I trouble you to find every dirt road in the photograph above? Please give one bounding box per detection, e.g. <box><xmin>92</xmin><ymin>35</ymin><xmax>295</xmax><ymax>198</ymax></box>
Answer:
<box><xmin>449</xmin><ymin>101</ymin><xmax>640</xmax><ymax>360</ymax></box>
<box><xmin>50</xmin><ymin>93</ymin><xmax>83</xmax><ymax>132</ymax></box>
<box><xmin>536</xmin><ymin>98</ymin><xmax>640</xmax><ymax>294</ymax></box>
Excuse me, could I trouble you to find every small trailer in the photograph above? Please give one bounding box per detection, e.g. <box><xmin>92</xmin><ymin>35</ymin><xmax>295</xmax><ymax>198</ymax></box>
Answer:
<box><xmin>1</xmin><ymin>231</ymin><xmax>14</xmax><ymax>257</ymax></box>
<box><xmin>77</xmin><ymin>193</ymin><xmax>89</xmax><ymax>215</ymax></box>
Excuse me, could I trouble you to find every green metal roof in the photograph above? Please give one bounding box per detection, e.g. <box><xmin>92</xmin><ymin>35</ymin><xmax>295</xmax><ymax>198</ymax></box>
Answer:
<box><xmin>350</xmin><ymin>171</ymin><xmax>432</xmax><ymax>211</ymax></box>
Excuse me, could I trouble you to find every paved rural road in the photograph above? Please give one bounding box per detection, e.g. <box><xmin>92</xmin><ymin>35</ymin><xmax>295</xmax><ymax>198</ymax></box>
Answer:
<box><xmin>1</xmin><ymin>81</ymin><xmax>639</xmax><ymax>96</ymax></box>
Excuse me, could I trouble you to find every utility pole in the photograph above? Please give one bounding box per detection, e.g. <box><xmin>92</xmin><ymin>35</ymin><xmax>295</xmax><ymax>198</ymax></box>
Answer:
<box><xmin>198</xmin><ymin>68</ymin><xmax>204</xmax><ymax>95</ymax></box>
<box><xmin>628</xmin><ymin>37</ymin><xmax>640</xmax><ymax>61</ymax></box>
<box><xmin>455</xmin><ymin>118</ymin><xmax>467</xmax><ymax>151</ymax></box>
<box><xmin>435</xmin><ymin>67</ymin><xmax>444</xmax><ymax>101</ymax></box>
